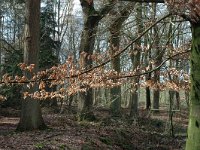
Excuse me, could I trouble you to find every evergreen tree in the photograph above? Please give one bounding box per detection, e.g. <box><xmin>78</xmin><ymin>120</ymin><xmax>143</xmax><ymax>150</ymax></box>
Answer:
<box><xmin>40</xmin><ymin>0</ymin><xmax>59</xmax><ymax>69</ymax></box>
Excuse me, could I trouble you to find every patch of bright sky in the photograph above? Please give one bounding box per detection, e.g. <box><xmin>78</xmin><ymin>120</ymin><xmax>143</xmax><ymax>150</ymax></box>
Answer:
<box><xmin>73</xmin><ymin>0</ymin><xmax>82</xmax><ymax>14</ymax></box>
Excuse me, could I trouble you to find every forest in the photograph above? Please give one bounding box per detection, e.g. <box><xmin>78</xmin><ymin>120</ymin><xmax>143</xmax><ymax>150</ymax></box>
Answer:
<box><xmin>0</xmin><ymin>0</ymin><xmax>200</xmax><ymax>149</ymax></box>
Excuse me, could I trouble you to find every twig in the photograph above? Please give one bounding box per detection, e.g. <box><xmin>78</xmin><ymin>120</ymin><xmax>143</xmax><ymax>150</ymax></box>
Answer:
<box><xmin>0</xmin><ymin>13</ymin><xmax>175</xmax><ymax>85</ymax></box>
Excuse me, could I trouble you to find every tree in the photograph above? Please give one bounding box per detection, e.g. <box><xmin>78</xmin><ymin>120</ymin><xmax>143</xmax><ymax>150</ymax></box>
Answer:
<box><xmin>55</xmin><ymin>0</ymin><xmax>75</xmax><ymax>60</ymax></box>
<box><xmin>186</xmin><ymin>16</ymin><xmax>200</xmax><ymax>150</ymax></box>
<box><xmin>151</xmin><ymin>3</ymin><xmax>160</xmax><ymax>111</ymax></box>
<box><xmin>109</xmin><ymin>2</ymin><xmax>134</xmax><ymax>117</ymax></box>
<box><xmin>129</xmin><ymin>3</ymin><xmax>143</xmax><ymax>118</ymax></box>
<box><xmin>40</xmin><ymin>0</ymin><xmax>58</xmax><ymax>69</ymax></box>
<box><xmin>78</xmin><ymin>0</ymin><xmax>115</xmax><ymax>120</ymax></box>
<box><xmin>160</xmin><ymin>0</ymin><xmax>200</xmax><ymax>149</ymax></box>
<box><xmin>0</xmin><ymin>0</ymin><xmax>25</xmax><ymax>108</ymax></box>
<box><xmin>39</xmin><ymin>0</ymin><xmax>60</xmax><ymax>107</ymax></box>
<box><xmin>17</xmin><ymin>0</ymin><xmax>46</xmax><ymax>131</ymax></box>
<box><xmin>125</xmin><ymin>0</ymin><xmax>200</xmax><ymax>148</ymax></box>
<box><xmin>143</xmin><ymin>3</ymin><xmax>152</xmax><ymax>110</ymax></box>
<box><xmin>119</xmin><ymin>2</ymin><xmax>200</xmax><ymax>148</ymax></box>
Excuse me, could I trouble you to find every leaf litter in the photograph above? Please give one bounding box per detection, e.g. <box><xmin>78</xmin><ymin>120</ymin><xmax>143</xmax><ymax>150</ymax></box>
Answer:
<box><xmin>0</xmin><ymin>107</ymin><xmax>187</xmax><ymax>150</ymax></box>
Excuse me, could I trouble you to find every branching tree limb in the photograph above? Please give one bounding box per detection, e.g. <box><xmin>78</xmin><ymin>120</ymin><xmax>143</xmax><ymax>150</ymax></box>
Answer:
<box><xmin>80</xmin><ymin>13</ymin><xmax>171</xmax><ymax>74</ymax></box>
<box><xmin>0</xmin><ymin>13</ymin><xmax>172</xmax><ymax>85</ymax></box>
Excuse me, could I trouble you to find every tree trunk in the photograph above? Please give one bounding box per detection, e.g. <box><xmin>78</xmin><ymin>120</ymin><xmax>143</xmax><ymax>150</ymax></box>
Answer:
<box><xmin>78</xmin><ymin>0</ymin><xmax>100</xmax><ymax>121</ymax></box>
<box><xmin>152</xmin><ymin>3</ymin><xmax>161</xmax><ymax>112</ymax></box>
<box><xmin>129</xmin><ymin>3</ymin><xmax>142</xmax><ymax>118</ymax></box>
<box><xmin>78</xmin><ymin>0</ymin><xmax>115</xmax><ymax>121</ymax></box>
<box><xmin>17</xmin><ymin>0</ymin><xmax>46</xmax><ymax>131</ymax></box>
<box><xmin>153</xmin><ymin>72</ymin><xmax>160</xmax><ymax>110</ymax></box>
<box><xmin>145</xmin><ymin>53</ymin><xmax>152</xmax><ymax>109</ymax></box>
<box><xmin>109</xmin><ymin>5</ymin><xmax>133</xmax><ymax>117</ymax></box>
<box><xmin>0</xmin><ymin>14</ymin><xmax>2</xmax><ymax>79</ymax></box>
<box><xmin>78</xmin><ymin>15</ymin><xmax>99</xmax><ymax>120</ymax></box>
<box><xmin>146</xmin><ymin>86</ymin><xmax>151</xmax><ymax>109</ymax></box>
<box><xmin>186</xmin><ymin>22</ymin><xmax>200</xmax><ymax>150</ymax></box>
<box><xmin>143</xmin><ymin>5</ymin><xmax>151</xmax><ymax>110</ymax></box>
<box><xmin>109</xmin><ymin>59</ymin><xmax>121</xmax><ymax>116</ymax></box>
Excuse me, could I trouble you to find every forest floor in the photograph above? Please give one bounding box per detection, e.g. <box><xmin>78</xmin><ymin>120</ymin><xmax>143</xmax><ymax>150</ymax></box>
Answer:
<box><xmin>0</xmin><ymin>106</ymin><xmax>188</xmax><ymax>150</ymax></box>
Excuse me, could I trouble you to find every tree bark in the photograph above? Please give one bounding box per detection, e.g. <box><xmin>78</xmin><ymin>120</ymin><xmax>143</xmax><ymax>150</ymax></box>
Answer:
<box><xmin>78</xmin><ymin>8</ymin><xmax>99</xmax><ymax>120</ymax></box>
<box><xmin>186</xmin><ymin>21</ymin><xmax>200</xmax><ymax>150</ymax></box>
<box><xmin>152</xmin><ymin>3</ymin><xmax>161</xmax><ymax>112</ymax></box>
<box><xmin>0</xmin><ymin>14</ymin><xmax>2</xmax><ymax>79</ymax></box>
<box><xmin>146</xmin><ymin>86</ymin><xmax>151</xmax><ymax>109</ymax></box>
<box><xmin>17</xmin><ymin>0</ymin><xmax>46</xmax><ymax>131</ymax></box>
<box><xmin>153</xmin><ymin>72</ymin><xmax>160</xmax><ymax>110</ymax></box>
<box><xmin>78</xmin><ymin>0</ymin><xmax>114</xmax><ymax>121</ymax></box>
<box><xmin>129</xmin><ymin>3</ymin><xmax>142</xmax><ymax>118</ymax></box>
<box><xmin>109</xmin><ymin>4</ymin><xmax>133</xmax><ymax>117</ymax></box>
<box><xmin>143</xmin><ymin>4</ymin><xmax>151</xmax><ymax>110</ymax></box>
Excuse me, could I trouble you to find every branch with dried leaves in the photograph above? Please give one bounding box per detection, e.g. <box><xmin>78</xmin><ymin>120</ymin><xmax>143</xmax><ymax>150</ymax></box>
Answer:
<box><xmin>115</xmin><ymin>50</ymin><xmax>190</xmax><ymax>79</ymax></box>
<box><xmin>0</xmin><ymin>14</ymin><xmax>171</xmax><ymax>84</ymax></box>
<box><xmin>0</xmin><ymin>48</ymin><xmax>190</xmax><ymax>101</ymax></box>
<box><xmin>0</xmin><ymin>49</ymin><xmax>190</xmax><ymax>85</ymax></box>
<box><xmin>77</xmin><ymin>13</ymin><xmax>172</xmax><ymax>75</ymax></box>
<box><xmin>0</xmin><ymin>13</ymin><xmax>172</xmax><ymax>85</ymax></box>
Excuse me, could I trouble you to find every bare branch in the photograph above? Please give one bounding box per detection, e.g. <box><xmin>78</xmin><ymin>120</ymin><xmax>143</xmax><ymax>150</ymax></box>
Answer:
<box><xmin>115</xmin><ymin>50</ymin><xmax>190</xmax><ymax>79</ymax></box>
<box><xmin>0</xmin><ymin>13</ymin><xmax>172</xmax><ymax>85</ymax></box>
<box><xmin>81</xmin><ymin>13</ymin><xmax>171</xmax><ymax>74</ymax></box>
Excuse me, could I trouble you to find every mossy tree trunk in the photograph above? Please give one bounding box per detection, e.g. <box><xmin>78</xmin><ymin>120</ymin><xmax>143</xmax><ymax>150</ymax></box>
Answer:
<box><xmin>186</xmin><ymin>21</ymin><xmax>200</xmax><ymax>150</ymax></box>
<box><xmin>175</xmin><ymin>60</ymin><xmax>180</xmax><ymax>109</ymax></box>
<box><xmin>109</xmin><ymin>3</ymin><xmax>134</xmax><ymax>117</ymax></box>
<box><xmin>0</xmin><ymin>12</ymin><xmax>2</xmax><ymax>79</ymax></box>
<box><xmin>78</xmin><ymin>1</ymin><xmax>99</xmax><ymax>121</ymax></box>
<box><xmin>17</xmin><ymin>0</ymin><xmax>46</xmax><ymax>131</ymax></box>
<box><xmin>144</xmin><ymin>52</ymin><xmax>151</xmax><ymax>110</ymax></box>
<box><xmin>152</xmin><ymin>3</ymin><xmax>161</xmax><ymax>111</ymax></box>
<box><xmin>143</xmin><ymin>4</ymin><xmax>151</xmax><ymax>110</ymax></box>
<box><xmin>129</xmin><ymin>3</ymin><xmax>142</xmax><ymax>118</ymax></box>
<box><xmin>78</xmin><ymin>0</ymin><xmax>114</xmax><ymax>121</ymax></box>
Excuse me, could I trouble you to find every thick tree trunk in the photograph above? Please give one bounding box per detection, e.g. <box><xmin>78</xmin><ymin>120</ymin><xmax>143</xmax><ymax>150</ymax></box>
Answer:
<box><xmin>145</xmin><ymin>66</ymin><xmax>151</xmax><ymax>110</ymax></box>
<box><xmin>175</xmin><ymin>91</ymin><xmax>180</xmax><ymax>109</ymax></box>
<box><xmin>186</xmin><ymin>22</ymin><xmax>200</xmax><ymax>150</ymax></box>
<box><xmin>146</xmin><ymin>86</ymin><xmax>151</xmax><ymax>109</ymax></box>
<box><xmin>129</xmin><ymin>3</ymin><xmax>142</xmax><ymax>118</ymax></box>
<box><xmin>78</xmin><ymin>88</ymin><xmax>95</xmax><ymax>121</ymax></box>
<box><xmin>130</xmin><ymin>88</ymin><xmax>139</xmax><ymax>117</ymax></box>
<box><xmin>0</xmin><ymin>13</ymin><xmax>2</xmax><ymax>79</ymax></box>
<box><xmin>78</xmin><ymin>17</ymin><xmax>99</xmax><ymax>121</ymax></box>
<box><xmin>152</xmin><ymin>3</ymin><xmax>161</xmax><ymax>112</ymax></box>
<box><xmin>110</xmin><ymin>87</ymin><xmax>121</xmax><ymax>116</ymax></box>
<box><xmin>109</xmin><ymin>3</ymin><xmax>134</xmax><ymax>117</ymax></box>
<box><xmin>153</xmin><ymin>71</ymin><xmax>160</xmax><ymax>110</ymax></box>
<box><xmin>143</xmin><ymin>6</ymin><xmax>151</xmax><ymax>110</ymax></box>
<box><xmin>152</xmin><ymin>61</ymin><xmax>161</xmax><ymax>112</ymax></box>
<box><xmin>17</xmin><ymin>97</ymin><xmax>46</xmax><ymax>131</ymax></box>
<box><xmin>153</xmin><ymin>91</ymin><xmax>159</xmax><ymax>109</ymax></box>
<box><xmin>78</xmin><ymin>0</ymin><xmax>117</xmax><ymax>120</ymax></box>
<box><xmin>109</xmin><ymin>33</ymin><xmax>121</xmax><ymax>116</ymax></box>
<box><xmin>78</xmin><ymin>0</ymin><xmax>100</xmax><ymax>121</ymax></box>
<box><xmin>17</xmin><ymin>0</ymin><xmax>46</xmax><ymax>131</ymax></box>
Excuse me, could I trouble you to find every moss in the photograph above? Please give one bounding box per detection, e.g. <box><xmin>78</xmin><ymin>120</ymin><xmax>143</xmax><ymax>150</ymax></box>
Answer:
<box><xmin>59</xmin><ymin>144</ymin><xmax>71</xmax><ymax>150</ymax></box>
<box><xmin>186</xmin><ymin>23</ymin><xmax>200</xmax><ymax>150</ymax></box>
<box><xmin>78</xmin><ymin>111</ymin><xmax>96</xmax><ymax>122</ymax></box>
<box><xmin>113</xmin><ymin>129</ymin><xmax>136</xmax><ymax>150</ymax></box>
<box><xmin>99</xmin><ymin>136</ymin><xmax>113</xmax><ymax>145</ymax></box>
<box><xmin>34</xmin><ymin>143</ymin><xmax>45</xmax><ymax>149</ymax></box>
<box><xmin>81</xmin><ymin>144</ymin><xmax>94</xmax><ymax>150</ymax></box>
